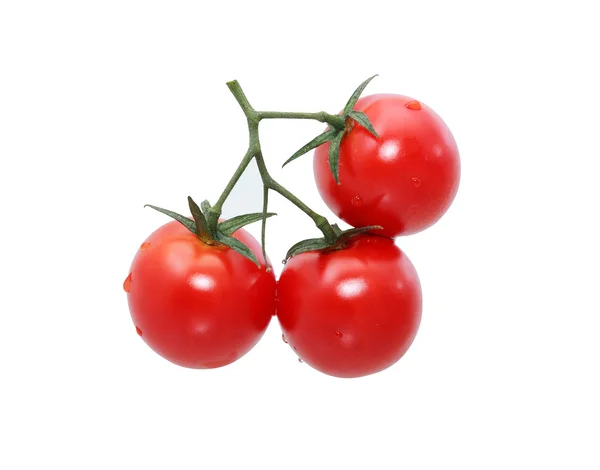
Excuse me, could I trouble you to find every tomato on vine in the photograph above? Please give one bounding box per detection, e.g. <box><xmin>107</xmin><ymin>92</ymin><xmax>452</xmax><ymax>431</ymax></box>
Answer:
<box><xmin>313</xmin><ymin>93</ymin><xmax>460</xmax><ymax>237</ymax></box>
<box><xmin>124</xmin><ymin>199</ymin><xmax>276</xmax><ymax>369</ymax></box>
<box><xmin>277</xmin><ymin>234</ymin><xmax>422</xmax><ymax>378</ymax></box>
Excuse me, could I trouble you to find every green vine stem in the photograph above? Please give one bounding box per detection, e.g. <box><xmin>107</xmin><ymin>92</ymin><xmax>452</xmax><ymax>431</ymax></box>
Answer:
<box><xmin>259</xmin><ymin>111</ymin><xmax>345</xmax><ymax>130</ymax></box>
<box><xmin>208</xmin><ymin>80</ymin><xmax>340</xmax><ymax>253</ymax></box>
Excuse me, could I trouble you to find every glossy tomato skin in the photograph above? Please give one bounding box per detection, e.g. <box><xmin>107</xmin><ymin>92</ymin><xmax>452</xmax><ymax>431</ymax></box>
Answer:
<box><xmin>125</xmin><ymin>221</ymin><xmax>276</xmax><ymax>369</ymax></box>
<box><xmin>277</xmin><ymin>235</ymin><xmax>422</xmax><ymax>378</ymax></box>
<box><xmin>314</xmin><ymin>94</ymin><xmax>460</xmax><ymax>237</ymax></box>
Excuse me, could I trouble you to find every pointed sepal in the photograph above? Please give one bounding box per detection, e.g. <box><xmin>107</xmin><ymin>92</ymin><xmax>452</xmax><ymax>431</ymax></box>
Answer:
<box><xmin>215</xmin><ymin>232</ymin><xmax>260</xmax><ymax>267</ymax></box>
<box><xmin>219</xmin><ymin>212</ymin><xmax>277</xmax><ymax>236</ymax></box>
<box><xmin>348</xmin><ymin>110</ymin><xmax>379</xmax><ymax>138</ymax></box>
<box><xmin>328</xmin><ymin>131</ymin><xmax>344</xmax><ymax>184</ymax></box>
<box><xmin>284</xmin><ymin>237</ymin><xmax>331</xmax><ymax>262</ymax></box>
<box><xmin>187</xmin><ymin>196</ymin><xmax>212</xmax><ymax>241</ymax></box>
<box><xmin>343</xmin><ymin>75</ymin><xmax>378</xmax><ymax>115</ymax></box>
<box><xmin>144</xmin><ymin>204</ymin><xmax>196</xmax><ymax>234</ymax></box>
<box><xmin>282</xmin><ymin>128</ymin><xmax>337</xmax><ymax>167</ymax></box>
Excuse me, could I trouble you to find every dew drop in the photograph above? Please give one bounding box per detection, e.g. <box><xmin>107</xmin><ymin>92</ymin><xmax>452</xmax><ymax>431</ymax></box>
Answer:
<box><xmin>411</xmin><ymin>177</ymin><xmax>421</xmax><ymax>187</ymax></box>
<box><xmin>135</xmin><ymin>326</ymin><xmax>143</xmax><ymax>337</ymax></box>
<box><xmin>140</xmin><ymin>242</ymin><xmax>151</xmax><ymax>252</ymax></box>
<box><xmin>298</xmin><ymin>358</ymin><xmax>303</xmax><ymax>363</ymax></box>
<box><xmin>335</xmin><ymin>330</ymin><xmax>344</xmax><ymax>338</ymax></box>
<box><xmin>405</xmin><ymin>100</ymin><xmax>422</xmax><ymax>111</ymax></box>
<box><xmin>292</xmin><ymin>345</ymin><xmax>298</xmax><ymax>351</ymax></box>
<box><xmin>351</xmin><ymin>196</ymin><xmax>363</xmax><ymax>207</ymax></box>
<box><xmin>123</xmin><ymin>273</ymin><xmax>132</xmax><ymax>293</ymax></box>
<box><xmin>282</xmin><ymin>334</ymin><xmax>288</xmax><ymax>344</ymax></box>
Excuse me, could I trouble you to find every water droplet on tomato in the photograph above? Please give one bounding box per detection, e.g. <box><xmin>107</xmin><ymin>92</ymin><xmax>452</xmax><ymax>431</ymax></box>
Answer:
<box><xmin>298</xmin><ymin>358</ymin><xmax>303</xmax><ymax>363</ymax></box>
<box><xmin>293</xmin><ymin>345</ymin><xmax>298</xmax><ymax>351</ymax></box>
<box><xmin>351</xmin><ymin>196</ymin><xmax>363</xmax><ymax>207</ymax></box>
<box><xmin>135</xmin><ymin>326</ymin><xmax>143</xmax><ymax>336</ymax></box>
<box><xmin>282</xmin><ymin>334</ymin><xmax>288</xmax><ymax>344</ymax></box>
<box><xmin>335</xmin><ymin>330</ymin><xmax>344</xmax><ymax>338</ymax></box>
<box><xmin>282</xmin><ymin>259</ymin><xmax>287</xmax><ymax>265</ymax></box>
<box><xmin>405</xmin><ymin>100</ymin><xmax>422</xmax><ymax>110</ymax></box>
<box><xmin>411</xmin><ymin>177</ymin><xmax>421</xmax><ymax>187</ymax></box>
<box><xmin>140</xmin><ymin>242</ymin><xmax>151</xmax><ymax>252</ymax></box>
<box><xmin>123</xmin><ymin>273</ymin><xmax>132</xmax><ymax>293</ymax></box>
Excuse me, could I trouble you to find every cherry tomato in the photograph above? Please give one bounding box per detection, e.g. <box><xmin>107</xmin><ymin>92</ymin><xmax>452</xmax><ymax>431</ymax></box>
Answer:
<box><xmin>314</xmin><ymin>94</ymin><xmax>460</xmax><ymax>237</ymax></box>
<box><xmin>124</xmin><ymin>220</ymin><xmax>276</xmax><ymax>369</ymax></box>
<box><xmin>276</xmin><ymin>235</ymin><xmax>422</xmax><ymax>378</ymax></box>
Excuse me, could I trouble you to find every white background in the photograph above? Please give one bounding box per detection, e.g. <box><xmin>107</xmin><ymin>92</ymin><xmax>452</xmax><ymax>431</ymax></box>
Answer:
<box><xmin>1</xmin><ymin>1</ymin><xmax>599</xmax><ymax>468</ymax></box>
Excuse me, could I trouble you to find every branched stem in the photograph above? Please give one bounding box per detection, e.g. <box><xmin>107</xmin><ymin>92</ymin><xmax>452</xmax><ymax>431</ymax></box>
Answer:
<box><xmin>258</xmin><ymin>111</ymin><xmax>345</xmax><ymax>130</ymax></box>
<box><xmin>208</xmin><ymin>80</ymin><xmax>338</xmax><ymax>246</ymax></box>
<box><xmin>211</xmin><ymin>148</ymin><xmax>255</xmax><ymax>212</ymax></box>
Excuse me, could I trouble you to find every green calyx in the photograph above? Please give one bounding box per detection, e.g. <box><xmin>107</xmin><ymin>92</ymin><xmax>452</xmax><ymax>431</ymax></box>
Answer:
<box><xmin>282</xmin><ymin>75</ymin><xmax>380</xmax><ymax>185</ymax></box>
<box><xmin>284</xmin><ymin>224</ymin><xmax>383</xmax><ymax>262</ymax></box>
<box><xmin>145</xmin><ymin>197</ymin><xmax>276</xmax><ymax>268</ymax></box>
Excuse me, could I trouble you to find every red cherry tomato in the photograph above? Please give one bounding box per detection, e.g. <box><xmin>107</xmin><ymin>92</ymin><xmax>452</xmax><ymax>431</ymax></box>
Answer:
<box><xmin>124</xmin><ymin>220</ymin><xmax>276</xmax><ymax>369</ymax></box>
<box><xmin>276</xmin><ymin>235</ymin><xmax>422</xmax><ymax>378</ymax></box>
<box><xmin>314</xmin><ymin>94</ymin><xmax>460</xmax><ymax>237</ymax></box>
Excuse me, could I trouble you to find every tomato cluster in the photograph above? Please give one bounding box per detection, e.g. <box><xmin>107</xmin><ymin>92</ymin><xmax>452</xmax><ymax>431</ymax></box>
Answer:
<box><xmin>124</xmin><ymin>82</ymin><xmax>460</xmax><ymax>378</ymax></box>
